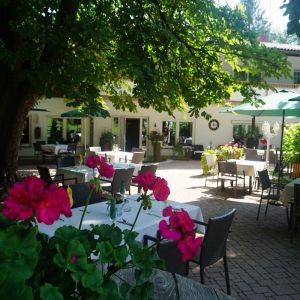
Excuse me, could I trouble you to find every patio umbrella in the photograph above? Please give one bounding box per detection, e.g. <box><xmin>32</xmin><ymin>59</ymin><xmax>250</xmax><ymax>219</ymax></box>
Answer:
<box><xmin>222</xmin><ymin>90</ymin><xmax>300</xmax><ymax>188</ymax></box>
<box><xmin>61</xmin><ymin>107</ymin><xmax>110</xmax><ymax>150</ymax></box>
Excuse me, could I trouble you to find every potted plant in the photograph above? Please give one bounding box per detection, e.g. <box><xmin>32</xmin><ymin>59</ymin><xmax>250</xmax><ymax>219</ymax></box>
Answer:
<box><xmin>147</xmin><ymin>131</ymin><xmax>164</xmax><ymax>162</ymax></box>
<box><xmin>100</xmin><ymin>131</ymin><xmax>114</xmax><ymax>151</ymax></box>
<box><xmin>283</xmin><ymin>123</ymin><xmax>300</xmax><ymax>178</ymax></box>
<box><xmin>173</xmin><ymin>143</ymin><xmax>185</xmax><ymax>160</ymax></box>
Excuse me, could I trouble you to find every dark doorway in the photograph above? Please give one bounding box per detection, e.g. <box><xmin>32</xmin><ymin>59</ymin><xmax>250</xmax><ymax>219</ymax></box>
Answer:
<box><xmin>125</xmin><ymin>119</ymin><xmax>140</xmax><ymax>152</ymax></box>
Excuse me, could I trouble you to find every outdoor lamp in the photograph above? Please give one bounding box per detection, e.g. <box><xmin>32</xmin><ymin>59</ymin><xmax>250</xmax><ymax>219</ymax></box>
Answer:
<box><xmin>262</xmin><ymin>121</ymin><xmax>271</xmax><ymax>136</ymax></box>
<box><xmin>272</xmin><ymin>121</ymin><xmax>280</xmax><ymax>135</ymax></box>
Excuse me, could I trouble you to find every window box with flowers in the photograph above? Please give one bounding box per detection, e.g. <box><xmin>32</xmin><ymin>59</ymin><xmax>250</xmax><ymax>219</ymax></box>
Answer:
<box><xmin>216</xmin><ymin>142</ymin><xmax>245</xmax><ymax>160</ymax></box>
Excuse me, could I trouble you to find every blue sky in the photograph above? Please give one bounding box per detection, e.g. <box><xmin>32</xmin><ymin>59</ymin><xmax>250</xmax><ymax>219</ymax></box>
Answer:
<box><xmin>217</xmin><ymin>0</ymin><xmax>288</xmax><ymax>31</ymax></box>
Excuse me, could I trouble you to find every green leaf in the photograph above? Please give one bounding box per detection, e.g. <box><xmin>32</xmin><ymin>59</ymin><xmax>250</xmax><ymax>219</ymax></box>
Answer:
<box><xmin>115</xmin><ymin>245</ymin><xmax>128</xmax><ymax>265</ymax></box>
<box><xmin>0</xmin><ymin>225</ymin><xmax>40</xmax><ymax>300</ymax></box>
<box><xmin>119</xmin><ymin>282</ymin><xmax>131</xmax><ymax>298</ymax></box>
<box><xmin>97</xmin><ymin>241</ymin><xmax>114</xmax><ymax>263</ymax></box>
<box><xmin>81</xmin><ymin>264</ymin><xmax>103</xmax><ymax>293</ymax></box>
<box><xmin>40</xmin><ymin>283</ymin><xmax>63</xmax><ymax>300</ymax></box>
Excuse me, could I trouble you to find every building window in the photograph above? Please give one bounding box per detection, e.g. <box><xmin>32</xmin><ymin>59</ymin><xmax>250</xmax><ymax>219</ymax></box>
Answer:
<box><xmin>162</xmin><ymin>121</ymin><xmax>176</xmax><ymax>146</ymax></box>
<box><xmin>21</xmin><ymin>117</ymin><xmax>29</xmax><ymax>144</ymax></box>
<box><xmin>66</xmin><ymin>119</ymin><xmax>82</xmax><ymax>144</ymax></box>
<box><xmin>294</xmin><ymin>70</ymin><xmax>300</xmax><ymax>84</ymax></box>
<box><xmin>47</xmin><ymin>118</ymin><xmax>63</xmax><ymax>143</ymax></box>
<box><xmin>179</xmin><ymin>122</ymin><xmax>193</xmax><ymax>145</ymax></box>
<box><xmin>234</xmin><ymin>70</ymin><xmax>247</xmax><ymax>81</ymax></box>
<box><xmin>234</xmin><ymin>70</ymin><xmax>262</xmax><ymax>82</ymax></box>
<box><xmin>233</xmin><ymin>124</ymin><xmax>247</xmax><ymax>143</ymax></box>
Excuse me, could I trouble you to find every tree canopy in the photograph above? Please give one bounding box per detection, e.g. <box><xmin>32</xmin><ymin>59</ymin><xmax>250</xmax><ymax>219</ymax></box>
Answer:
<box><xmin>0</xmin><ymin>0</ymin><xmax>292</xmax><ymax>181</ymax></box>
<box><xmin>0</xmin><ymin>0</ymin><xmax>290</xmax><ymax>117</ymax></box>
<box><xmin>240</xmin><ymin>0</ymin><xmax>271</xmax><ymax>39</ymax></box>
<box><xmin>282</xmin><ymin>0</ymin><xmax>300</xmax><ymax>38</ymax></box>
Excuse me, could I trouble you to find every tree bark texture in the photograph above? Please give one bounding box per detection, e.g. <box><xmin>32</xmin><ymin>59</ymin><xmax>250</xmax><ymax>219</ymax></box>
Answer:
<box><xmin>0</xmin><ymin>67</ymin><xmax>37</xmax><ymax>185</ymax></box>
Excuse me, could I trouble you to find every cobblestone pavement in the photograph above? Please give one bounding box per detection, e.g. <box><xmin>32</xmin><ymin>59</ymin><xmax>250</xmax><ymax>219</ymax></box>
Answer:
<box><xmin>18</xmin><ymin>160</ymin><xmax>300</xmax><ymax>299</ymax></box>
<box><xmin>156</xmin><ymin>160</ymin><xmax>300</xmax><ymax>300</ymax></box>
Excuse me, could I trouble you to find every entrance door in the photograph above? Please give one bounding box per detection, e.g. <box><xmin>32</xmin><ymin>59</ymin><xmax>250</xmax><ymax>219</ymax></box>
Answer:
<box><xmin>125</xmin><ymin>118</ymin><xmax>140</xmax><ymax>152</ymax></box>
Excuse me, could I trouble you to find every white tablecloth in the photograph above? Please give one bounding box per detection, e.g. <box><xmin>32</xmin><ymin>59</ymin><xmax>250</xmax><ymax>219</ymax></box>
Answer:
<box><xmin>41</xmin><ymin>144</ymin><xmax>68</xmax><ymax>155</ymax></box>
<box><xmin>96</xmin><ymin>151</ymin><xmax>133</xmax><ymax>163</ymax></box>
<box><xmin>280</xmin><ymin>178</ymin><xmax>300</xmax><ymax>206</ymax></box>
<box><xmin>229</xmin><ymin>159</ymin><xmax>266</xmax><ymax>177</ymax></box>
<box><xmin>38</xmin><ymin>194</ymin><xmax>204</xmax><ymax>239</ymax></box>
<box><xmin>57</xmin><ymin>163</ymin><xmax>142</xmax><ymax>183</ymax></box>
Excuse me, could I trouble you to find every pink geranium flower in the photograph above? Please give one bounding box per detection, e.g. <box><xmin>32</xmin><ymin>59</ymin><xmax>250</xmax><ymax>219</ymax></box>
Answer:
<box><xmin>132</xmin><ymin>172</ymin><xmax>157</xmax><ymax>192</ymax></box>
<box><xmin>2</xmin><ymin>185</ymin><xmax>35</xmax><ymax>220</ymax></box>
<box><xmin>159</xmin><ymin>220</ymin><xmax>182</xmax><ymax>241</ymax></box>
<box><xmin>2</xmin><ymin>176</ymin><xmax>72</xmax><ymax>225</ymax></box>
<box><xmin>86</xmin><ymin>155</ymin><xmax>101</xmax><ymax>169</ymax></box>
<box><xmin>159</xmin><ymin>206</ymin><xmax>202</xmax><ymax>261</ymax></box>
<box><xmin>178</xmin><ymin>234</ymin><xmax>203</xmax><ymax>261</ymax></box>
<box><xmin>98</xmin><ymin>161</ymin><xmax>114</xmax><ymax>179</ymax></box>
<box><xmin>152</xmin><ymin>177</ymin><xmax>170</xmax><ymax>201</ymax></box>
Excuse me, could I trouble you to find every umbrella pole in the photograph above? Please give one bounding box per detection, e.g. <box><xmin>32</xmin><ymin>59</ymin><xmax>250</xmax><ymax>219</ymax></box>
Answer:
<box><xmin>84</xmin><ymin>118</ymin><xmax>87</xmax><ymax>151</ymax></box>
<box><xmin>277</xmin><ymin>110</ymin><xmax>285</xmax><ymax>191</ymax></box>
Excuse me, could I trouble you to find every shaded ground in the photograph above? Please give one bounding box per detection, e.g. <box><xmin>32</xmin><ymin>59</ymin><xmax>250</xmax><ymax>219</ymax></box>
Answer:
<box><xmin>17</xmin><ymin>159</ymin><xmax>300</xmax><ymax>299</ymax></box>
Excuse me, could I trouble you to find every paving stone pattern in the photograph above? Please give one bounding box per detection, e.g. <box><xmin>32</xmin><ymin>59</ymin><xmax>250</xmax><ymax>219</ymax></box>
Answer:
<box><xmin>156</xmin><ymin>160</ymin><xmax>300</xmax><ymax>300</ymax></box>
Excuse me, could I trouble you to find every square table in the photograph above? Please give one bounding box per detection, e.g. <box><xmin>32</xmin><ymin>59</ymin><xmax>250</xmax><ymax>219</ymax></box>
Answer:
<box><xmin>38</xmin><ymin>194</ymin><xmax>205</xmax><ymax>240</ymax></box>
<box><xmin>228</xmin><ymin>159</ymin><xmax>266</xmax><ymax>193</ymax></box>
<box><xmin>41</xmin><ymin>144</ymin><xmax>68</xmax><ymax>155</ymax></box>
<box><xmin>95</xmin><ymin>151</ymin><xmax>133</xmax><ymax>163</ymax></box>
<box><xmin>279</xmin><ymin>178</ymin><xmax>300</xmax><ymax>206</ymax></box>
<box><xmin>57</xmin><ymin>163</ymin><xmax>142</xmax><ymax>183</ymax></box>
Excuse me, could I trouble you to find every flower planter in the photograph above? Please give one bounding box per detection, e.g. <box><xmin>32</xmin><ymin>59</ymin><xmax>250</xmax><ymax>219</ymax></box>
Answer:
<box><xmin>153</xmin><ymin>142</ymin><xmax>161</xmax><ymax>162</ymax></box>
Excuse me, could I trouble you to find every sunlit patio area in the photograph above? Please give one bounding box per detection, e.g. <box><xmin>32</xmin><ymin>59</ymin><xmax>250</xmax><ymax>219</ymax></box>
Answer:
<box><xmin>15</xmin><ymin>159</ymin><xmax>300</xmax><ymax>299</ymax></box>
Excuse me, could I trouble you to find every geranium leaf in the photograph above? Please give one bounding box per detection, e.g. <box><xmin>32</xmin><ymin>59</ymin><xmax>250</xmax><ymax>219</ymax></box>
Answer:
<box><xmin>115</xmin><ymin>245</ymin><xmax>128</xmax><ymax>265</ymax></box>
<box><xmin>110</xmin><ymin>226</ymin><xmax>122</xmax><ymax>246</ymax></box>
<box><xmin>0</xmin><ymin>225</ymin><xmax>39</xmax><ymax>300</ymax></box>
<box><xmin>97</xmin><ymin>241</ymin><xmax>114</xmax><ymax>262</ymax></box>
<box><xmin>40</xmin><ymin>283</ymin><xmax>63</xmax><ymax>300</ymax></box>
<box><xmin>81</xmin><ymin>264</ymin><xmax>103</xmax><ymax>293</ymax></box>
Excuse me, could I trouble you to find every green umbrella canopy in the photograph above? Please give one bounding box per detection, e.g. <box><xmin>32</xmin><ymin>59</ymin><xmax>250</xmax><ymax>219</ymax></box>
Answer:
<box><xmin>222</xmin><ymin>90</ymin><xmax>300</xmax><ymax>188</ymax></box>
<box><xmin>223</xmin><ymin>91</ymin><xmax>300</xmax><ymax>117</ymax></box>
<box><xmin>61</xmin><ymin>107</ymin><xmax>110</xmax><ymax>118</ymax></box>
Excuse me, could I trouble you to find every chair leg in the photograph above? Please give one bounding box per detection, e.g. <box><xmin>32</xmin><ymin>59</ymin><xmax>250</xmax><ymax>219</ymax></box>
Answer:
<box><xmin>264</xmin><ymin>199</ymin><xmax>270</xmax><ymax>216</ymax></box>
<box><xmin>223</xmin><ymin>255</ymin><xmax>231</xmax><ymax>295</ymax></box>
<box><xmin>200</xmin><ymin>267</ymin><xmax>205</xmax><ymax>284</ymax></box>
<box><xmin>216</xmin><ymin>178</ymin><xmax>219</xmax><ymax>195</ymax></box>
<box><xmin>256</xmin><ymin>196</ymin><xmax>263</xmax><ymax>221</ymax></box>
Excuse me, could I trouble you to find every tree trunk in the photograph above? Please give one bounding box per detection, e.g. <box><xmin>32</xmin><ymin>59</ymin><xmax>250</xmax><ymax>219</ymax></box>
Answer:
<box><xmin>0</xmin><ymin>71</ymin><xmax>37</xmax><ymax>185</ymax></box>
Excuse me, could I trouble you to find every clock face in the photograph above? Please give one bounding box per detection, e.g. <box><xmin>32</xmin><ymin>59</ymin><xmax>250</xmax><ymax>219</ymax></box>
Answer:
<box><xmin>208</xmin><ymin>119</ymin><xmax>219</xmax><ymax>131</ymax></box>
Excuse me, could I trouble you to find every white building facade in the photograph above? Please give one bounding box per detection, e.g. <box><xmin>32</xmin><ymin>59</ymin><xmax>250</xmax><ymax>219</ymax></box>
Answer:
<box><xmin>21</xmin><ymin>43</ymin><xmax>300</xmax><ymax>158</ymax></box>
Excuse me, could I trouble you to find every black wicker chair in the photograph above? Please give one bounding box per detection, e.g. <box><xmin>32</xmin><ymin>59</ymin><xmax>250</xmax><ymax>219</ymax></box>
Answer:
<box><xmin>102</xmin><ymin>168</ymin><xmax>134</xmax><ymax>196</ymax></box>
<box><xmin>37</xmin><ymin>166</ymin><xmax>77</xmax><ymax>186</ymax></box>
<box><xmin>216</xmin><ymin>161</ymin><xmax>245</xmax><ymax>196</ymax></box>
<box><xmin>143</xmin><ymin>233</ymin><xmax>188</xmax><ymax>276</ymax></box>
<box><xmin>56</xmin><ymin>156</ymin><xmax>76</xmax><ymax>168</ymax></box>
<box><xmin>189</xmin><ymin>209</ymin><xmax>236</xmax><ymax>295</ymax></box>
<box><xmin>68</xmin><ymin>182</ymin><xmax>104</xmax><ymax>208</ymax></box>
<box><xmin>291</xmin><ymin>183</ymin><xmax>300</xmax><ymax>243</ymax></box>
<box><xmin>256</xmin><ymin>169</ymin><xmax>289</xmax><ymax>223</ymax></box>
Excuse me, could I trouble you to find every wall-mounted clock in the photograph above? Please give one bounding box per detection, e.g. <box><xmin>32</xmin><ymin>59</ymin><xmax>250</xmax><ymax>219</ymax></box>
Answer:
<box><xmin>208</xmin><ymin>119</ymin><xmax>219</xmax><ymax>131</ymax></box>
